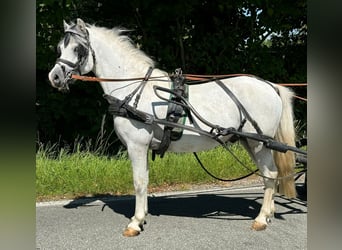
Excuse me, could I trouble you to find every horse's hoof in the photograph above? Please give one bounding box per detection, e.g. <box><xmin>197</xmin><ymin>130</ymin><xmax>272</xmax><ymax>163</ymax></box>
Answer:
<box><xmin>251</xmin><ymin>221</ymin><xmax>267</xmax><ymax>231</ymax></box>
<box><xmin>123</xmin><ymin>227</ymin><xmax>140</xmax><ymax>237</ymax></box>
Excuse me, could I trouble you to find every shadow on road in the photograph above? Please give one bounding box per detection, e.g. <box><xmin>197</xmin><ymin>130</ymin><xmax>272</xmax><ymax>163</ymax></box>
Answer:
<box><xmin>63</xmin><ymin>190</ymin><xmax>307</xmax><ymax>222</ymax></box>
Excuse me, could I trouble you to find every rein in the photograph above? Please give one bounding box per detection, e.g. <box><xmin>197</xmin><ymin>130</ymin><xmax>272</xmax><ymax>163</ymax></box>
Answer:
<box><xmin>70</xmin><ymin>73</ymin><xmax>252</xmax><ymax>83</ymax></box>
<box><xmin>71</xmin><ymin>73</ymin><xmax>308</xmax><ymax>86</ymax></box>
<box><xmin>70</xmin><ymin>73</ymin><xmax>308</xmax><ymax>101</ymax></box>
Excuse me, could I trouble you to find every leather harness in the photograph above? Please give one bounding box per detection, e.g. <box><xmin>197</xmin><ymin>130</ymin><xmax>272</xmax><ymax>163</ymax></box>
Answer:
<box><xmin>104</xmin><ymin>68</ymin><xmax>268</xmax><ymax>159</ymax></box>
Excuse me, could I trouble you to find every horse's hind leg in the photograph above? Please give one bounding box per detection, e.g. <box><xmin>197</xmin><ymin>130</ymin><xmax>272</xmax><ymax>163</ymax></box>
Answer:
<box><xmin>241</xmin><ymin>140</ymin><xmax>277</xmax><ymax>230</ymax></box>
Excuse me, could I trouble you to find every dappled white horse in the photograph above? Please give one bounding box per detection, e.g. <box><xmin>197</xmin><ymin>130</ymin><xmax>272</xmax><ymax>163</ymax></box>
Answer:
<box><xmin>48</xmin><ymin>18</ymin><xmax>297</xmax><ymax>237</ymax></box>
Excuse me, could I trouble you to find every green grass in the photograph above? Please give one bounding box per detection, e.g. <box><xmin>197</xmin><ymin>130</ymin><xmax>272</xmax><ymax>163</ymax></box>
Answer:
<box><xmin>36</xmin><ymin>143</ymin><xmax>256</xmax><ymax>201</ymax></box>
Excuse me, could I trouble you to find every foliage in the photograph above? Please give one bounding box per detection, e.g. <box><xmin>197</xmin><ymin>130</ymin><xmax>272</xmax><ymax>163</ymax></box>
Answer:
<box><xmin>36</xmin><ymin>0</ymin><xmax>307</xmax><ymax>149</ymax></box>
<box><xmin>36</xmin><ymin>143</ymin><xmax>256</xmax><ymax>201</ymax></box>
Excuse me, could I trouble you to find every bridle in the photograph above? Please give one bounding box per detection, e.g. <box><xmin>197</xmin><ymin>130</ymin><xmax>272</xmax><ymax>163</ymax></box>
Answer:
<box><xmin>55</xmin><ymin>27</ymin><xmax>96</xmax><ymax>88</ymax></box>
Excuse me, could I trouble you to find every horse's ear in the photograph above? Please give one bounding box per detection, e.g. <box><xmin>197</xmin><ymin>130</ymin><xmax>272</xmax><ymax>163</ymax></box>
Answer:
<box><xmin>76</xmin><ymin>18</ymin><xmax>87</xmax><ymax>33</ymax></box>
<box><xmin>63</xmin><ymin>20</ymin><xmax>70</xmax><ymax>31</ymax></box>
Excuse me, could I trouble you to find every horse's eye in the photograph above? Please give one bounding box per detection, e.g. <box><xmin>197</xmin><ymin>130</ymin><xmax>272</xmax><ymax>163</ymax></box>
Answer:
<box><xmin>74</xmin><ymin>46</ymin><xmax>79</xmax><ymax>53</ymax></box>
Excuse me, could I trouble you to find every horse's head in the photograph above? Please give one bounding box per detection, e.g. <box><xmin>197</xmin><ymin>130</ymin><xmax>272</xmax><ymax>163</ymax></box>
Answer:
<box><xmin>48</xmin><ymin>18</ymin><xmax>95</xmax><ymax>92</ymax></box>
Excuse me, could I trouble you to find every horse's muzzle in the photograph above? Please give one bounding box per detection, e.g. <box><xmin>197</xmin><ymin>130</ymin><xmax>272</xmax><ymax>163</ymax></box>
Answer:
<box><xmin>48</xmin><ymin>64</ymin><xmax>74</xmax><ymax>92</ymax></box>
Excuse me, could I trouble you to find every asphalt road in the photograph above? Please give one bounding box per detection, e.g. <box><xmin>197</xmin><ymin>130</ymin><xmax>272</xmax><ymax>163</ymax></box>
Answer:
<box><xmin>36</xmin><ymin>184</ymin><xmax>307</xmax><ymax>249</ymax></box>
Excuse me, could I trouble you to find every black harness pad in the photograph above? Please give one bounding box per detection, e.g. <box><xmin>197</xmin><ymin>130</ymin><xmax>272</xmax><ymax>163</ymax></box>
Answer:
<box><xmin>152</xmin><ymin>73</ymin><xmax>189</xmax><ymax>159</ymax></box>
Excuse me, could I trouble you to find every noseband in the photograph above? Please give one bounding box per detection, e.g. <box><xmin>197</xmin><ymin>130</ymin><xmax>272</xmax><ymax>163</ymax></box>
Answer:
<box><xmin>56</xmin><ymin>28</ymin><xmax>96</xmax><ymax>84</ymax></box>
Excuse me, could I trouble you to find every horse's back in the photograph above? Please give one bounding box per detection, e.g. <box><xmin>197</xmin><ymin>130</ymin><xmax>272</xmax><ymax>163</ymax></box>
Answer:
<box><xmin>187</xmin><ymin>76</ymin><xmax>281</xmax><ymax>132</ymax></box>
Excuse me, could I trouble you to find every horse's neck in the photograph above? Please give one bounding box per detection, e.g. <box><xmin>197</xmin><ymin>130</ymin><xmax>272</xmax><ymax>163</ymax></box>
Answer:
<box><xmin>88</xmin><ymin>27</ymin><xmax>153</xmax><ymax>97</ymax></box>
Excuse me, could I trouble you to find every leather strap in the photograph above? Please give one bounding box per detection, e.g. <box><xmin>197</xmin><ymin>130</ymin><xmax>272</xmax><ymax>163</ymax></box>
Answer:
<box><xmin>215</xmin><ymin>79</ymin><xmax>263</xmax><ymax>135</ymax></box>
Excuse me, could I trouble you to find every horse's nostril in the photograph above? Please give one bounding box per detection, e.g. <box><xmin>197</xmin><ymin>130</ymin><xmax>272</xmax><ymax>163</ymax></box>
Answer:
<box><xmin>53</xmin><ymin>74</ymin><xmax>60</xmax><ymax>84</ymax></box>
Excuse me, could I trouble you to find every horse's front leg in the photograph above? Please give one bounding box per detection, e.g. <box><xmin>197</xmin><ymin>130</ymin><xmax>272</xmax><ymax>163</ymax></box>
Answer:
<box><xmin>123</xmin><ymin>142</ymin><xmax>149</xmax><ymax>237</ymax></box>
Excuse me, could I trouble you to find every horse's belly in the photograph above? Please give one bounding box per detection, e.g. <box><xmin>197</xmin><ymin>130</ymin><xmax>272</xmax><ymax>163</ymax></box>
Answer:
<box><xmin>167</xmin><ymin>133</ymin><xmax>230</xmax><ymax>152</ymax></box>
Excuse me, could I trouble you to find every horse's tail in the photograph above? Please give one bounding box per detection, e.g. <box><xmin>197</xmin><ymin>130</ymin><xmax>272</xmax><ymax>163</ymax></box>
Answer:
<box><xmin>273</xmin><ymin>85</ymin><xmax>297</xmax><ymax>198</ymax></box>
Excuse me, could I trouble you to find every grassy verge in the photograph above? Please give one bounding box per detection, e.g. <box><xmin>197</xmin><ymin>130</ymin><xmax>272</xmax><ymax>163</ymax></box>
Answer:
<box><xmin>36</xmin><ymin>143</ymin><xmax>257</xmax><ymax>201</ymax></box>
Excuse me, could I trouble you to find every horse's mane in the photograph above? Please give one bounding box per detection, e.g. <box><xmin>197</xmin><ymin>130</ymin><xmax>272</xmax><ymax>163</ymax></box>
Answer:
<box><xmin>88</xmin><ymin>24</ymin><xmax>155</xmax><ymax>69</ymax></box>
